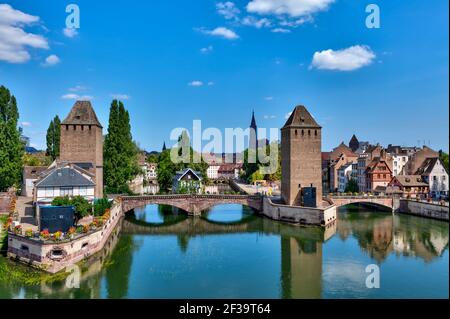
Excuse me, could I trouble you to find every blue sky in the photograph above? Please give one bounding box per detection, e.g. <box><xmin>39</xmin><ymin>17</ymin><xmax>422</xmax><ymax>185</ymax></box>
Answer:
<box><xmin>1</xmin><ymin>0</ymin><xmax>448</xmax><ymax>152</ymax></box>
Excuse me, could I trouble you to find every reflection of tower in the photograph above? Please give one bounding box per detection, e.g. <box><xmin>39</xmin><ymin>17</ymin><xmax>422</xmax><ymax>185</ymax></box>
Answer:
<box><xmin>249</xmin><ymin>110</ymin><xmax>258</xmax><ymax>150</ymax></box>
<box><xmin>281</xmin><ymin>237</ymin><xmax>322</xmax><ymax>299</ymax></box>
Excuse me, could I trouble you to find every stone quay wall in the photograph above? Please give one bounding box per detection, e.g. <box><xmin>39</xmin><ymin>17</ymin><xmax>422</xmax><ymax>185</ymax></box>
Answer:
<box><xmin>7</xmin><ymin>200</ymin><xmax>123</xmax><ymax>274</ymax></box>
<box><xmin>398</xmin><ymin>199</ymin><xmax>449</xmax><ymax>221</ymax></box>
<box><xmin>261</xmin><ymin>197</ymin><xmax>337</xmax><ymax>226</ymax></box>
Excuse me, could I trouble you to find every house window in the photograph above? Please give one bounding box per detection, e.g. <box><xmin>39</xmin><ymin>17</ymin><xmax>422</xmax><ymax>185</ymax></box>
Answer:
<box><xmin>45</xmin><ymin>187</ymin><xmax>54</xmax><ymax>197</ymax></box>
<box><xmin>79</xmin><ymin>187</ymin><xmax>87</xmax><ymax>196</ymax></box>
<box><xmin>61</xmin><ymin>187</ymin><xmax>73</xmax><ymax>196</ymax></box>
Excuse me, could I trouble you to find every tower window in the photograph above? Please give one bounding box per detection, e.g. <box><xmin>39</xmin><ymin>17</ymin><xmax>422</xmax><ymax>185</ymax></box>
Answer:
<box><xmin>89</xmin><ymin>125</ymin><xmax>92</xmax><ymax>130</ymax></box>
<box><xmin>73</xmin><ymin>125</ymin><xmax>76</xmax><ymax>130</ymax></box>
<box><xmin>301</xmin><ymin>130</ymin><xmax>304</xmax><ymax>136</ymax></box>
<box><xmin>65</xmin><ymin>125</ymin><xmax>69</xmax><ymax>130</ymax></box>
<box><xmin>308</xmin><ymin>130</ymin><xmax>311</xmax><ymax>136</ymax></box>
<box><xmin>295</xmin><ymin>130</ymin><xmax>298</xmax><ymax>136</ymax></box>
<box><xmin>315</xmin><ymin>130</ymin><xmax>318</xmax><ymax>136</ymax></box>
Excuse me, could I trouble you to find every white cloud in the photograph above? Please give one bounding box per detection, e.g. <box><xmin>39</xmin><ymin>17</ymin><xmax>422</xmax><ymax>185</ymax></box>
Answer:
<box><xmin>21</xmin><ymin>121</ymin><xmax>31</xmax><ymax>127</ymax></box>
<box><xmin>247</xmin><ymin>0</ymin><xmax>334</xmax><ymax>18</ymax></box>
<box><xmin>188</xmin><ymin>81</ymin><xmax>204</xmax><ymax>87</ymax></box>
<box><xmin>285</xmin><ymin>111</ymin><xmax>292</xmax><ymax>119</ymax></box>
<box><xmin>200</xmin><ymin>27</ymin><xmax>239</xmax><ymax>40</ymax></box>
<box><xmin>216</xmin><ymin>2</ymin><xmax>240</xmax><ymax>20</ymax></box>
<box><xmin>200</xmin><ymin>45</ymin><xmax>214</xmax><ymax>54</ymax></box>
<box><xmin>207</xmin><ymin>81</ymin><xmax>215</xmax><ymax>86</ymax></box>
<box><xmin>264</xmin><ymin>115</ymin><xmax>277</xmax><ymax>119</ymax></box>
<box><xmin>264</xmin><ymin>96</ymin><xmax>274</xmax><ymax>101</ymax></box>
<box><xmin>42</xmin><ymin>54</ymin><xmax>60</xmax><ymax>67</ymax></box>
<box><xmin>0</xmin><ymin>4</ymin><xmax>49</xmax><ymax>63</ymax></box>
<box><xmin>63</xmin><ymin>27</ymin><xmax>78</xmax><ymax>38</ymax></box>
<box><xmin>69</xmin><ymin>85</ymin><xmax>87</xmax><ymax>92</ymax></box>
<box><xmin>111</xmin><ymin>94</ymin><xmax>131</xmax><ymax>100</ymax></box>
<box><xmin>271</xmin><ymin>27</ymin><xmax>291</xmax><ymax>33</ymax></box>
<box><xmin>62</xmin><ymin>94</ymin><xmax>93</xmax><ymax>100</ymax></box>
<box><xmin>241</xmin><ymin>16</ymin><xmax>271</xmax><ymax>28</ymax></box>
<box><xmin>311</xmin><ymin>45</ymin><xmax>376</xmax><ymax>71</ymax></box>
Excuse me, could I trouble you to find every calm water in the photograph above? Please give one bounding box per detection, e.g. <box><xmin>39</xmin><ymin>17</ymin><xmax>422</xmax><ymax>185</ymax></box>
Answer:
<box><xmin>0</xmin><ymin>204</ymin><xmax>448</xmax><ymax>299</ymax></box>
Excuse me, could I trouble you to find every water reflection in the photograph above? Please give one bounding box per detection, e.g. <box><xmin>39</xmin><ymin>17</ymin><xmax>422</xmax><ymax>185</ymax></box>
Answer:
<box><xmin>0</xmin><ymin>204</ymin><xmax>448</xmax><ymax>299</ymax></box>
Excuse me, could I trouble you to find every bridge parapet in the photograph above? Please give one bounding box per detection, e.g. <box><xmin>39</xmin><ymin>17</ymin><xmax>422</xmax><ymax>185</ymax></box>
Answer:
<box><xmin>121</xmin><ymin>194</ymin><xmax>263</xmax><ymax>215</ymax></box>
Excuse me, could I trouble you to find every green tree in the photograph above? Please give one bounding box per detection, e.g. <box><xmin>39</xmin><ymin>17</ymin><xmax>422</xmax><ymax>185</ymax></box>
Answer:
<box><xmin>345</xmin><ymin>179</ymin><xmax>359</xmax><ymax>193</ymax></box>
<box><xmin>0</xmin><ymin>85</ymin><xmax>24</xmax><ymax>191</ymax></box>
<box><xmin>439</xmin><ymin>151</ymin><xmax>449</xmax><ymax>172</ymax></box>
<box><xmin>46</xmin><ymin>115</ymin><xmax>61</xmax><ymax>160</ymax></box>
<box><xmin>51</xmin><ymin>196</ymin><xmax>92</xmax><ymax>220</ymax></box>
<box><xmin>103</xmin><ymin>100</ymin><xmax>140</xmax><ymax>194</ymax></box>
<box><xmin>156</xmin><ymin>131</ymin><xmax>209</xmax><ymax>193</ymax></box>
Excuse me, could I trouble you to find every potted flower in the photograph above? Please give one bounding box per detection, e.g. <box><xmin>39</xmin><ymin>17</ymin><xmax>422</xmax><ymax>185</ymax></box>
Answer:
<box><xmin>25</xmin><ymin>229</ymin><xmax>33</xmax><ymax>238</ymax></box>
<box><xmin>68</xmin><ymin>227</ymin><xmax>76</xmax><ymax>239</ymax></box>
<box><xmin>40</xmin><ymin>229</ymin><xmax>50</xmax><ymax>240</ymax></box>
<box><xmin>14</xmin><ymin>225</ymin><xmax>22</xmax><ymax>235</ymax></box>
<box><xmin>54</xmin><ymin>231</ymin><xmax>62</xmax><ymax>241</ymax></box>
<box><xmin>83</xmin><ymin>224</ymin><xmax>90</xmax><ymax>233</ymax></box>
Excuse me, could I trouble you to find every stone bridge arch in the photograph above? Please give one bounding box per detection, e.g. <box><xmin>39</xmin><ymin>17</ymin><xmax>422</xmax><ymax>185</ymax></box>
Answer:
<box><xmin>121</xmin><ymin>194</ymin><xmax>263</xmax><ymax>216</ymax></box>
<box><xmin>326</xmin><ymin>196</ymin><xmax>394</xmax><ymax>212</ymax></box>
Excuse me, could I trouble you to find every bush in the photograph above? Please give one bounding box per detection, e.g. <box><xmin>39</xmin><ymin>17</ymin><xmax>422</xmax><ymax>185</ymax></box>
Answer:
<box><xmin>94</xmin><ymin>198</ymin><xmax>112</xmax><ymax>217</ymax></box>
<box><xmin>52</xmin><ymin>196</ymin><xmax>92</xmax><ymax>219</ymax></box>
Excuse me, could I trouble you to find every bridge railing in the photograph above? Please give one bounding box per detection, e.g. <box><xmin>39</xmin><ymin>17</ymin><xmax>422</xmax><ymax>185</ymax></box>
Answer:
<box><xmin>326</xmin><ymin>195</ymin><xmax>392</xmax><ymax>200</ymax></box>
<box><xmin>120</xmin><ymin>194</ymin><xmax>262</xmax><ymax>201</ymax></box>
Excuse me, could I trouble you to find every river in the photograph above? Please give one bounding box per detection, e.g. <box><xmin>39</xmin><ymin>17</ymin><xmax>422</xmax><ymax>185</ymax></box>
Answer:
<box><xmin>0</xmin><ymin>204</ymin><xmax>448</xmax><ymax>299</ymax></box>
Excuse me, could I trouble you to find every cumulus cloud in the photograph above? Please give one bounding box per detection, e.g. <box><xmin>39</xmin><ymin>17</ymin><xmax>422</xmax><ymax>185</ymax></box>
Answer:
<box><xmin>69</xmin><ymin>85</ymin><xmax>87</xmax><ymax>92</ymax></box>
<box><xmin>200</xmin><ymin>27</ymin><xmax>239</xmax><ymax>40</ymax></box>
<box><xmin>241</xmin><ymin>16</ymin><xmax>271</xmax><ymax>28</ymax></box>
<box><xmin>200</xmin><ymin>45</ymin><xmax>214</xmax><ymax>54</ymax></box>
<box><xmin>247</xmin><ymin>0</ymin><xmax>334</xmax><ymax>17</ymax></box>
<box><xmin>42</xmin><ymin>54</ymin><xmax>60</xmax><ymax>67</ymax></box>
<box><xmin>111</xmin><ymin>94</ymin><xmax>131</xmax><ymax>100</ymax></box>
<box><xmin>21</xmin><ymin>121</ymin><xmax>32</xmax><ymax>127</ymax></box>
<box><xmin>62</xmin><ymin>94</ymin><xmax>93</xmax><ymax>100</ymax></box>
<box><xmin>271</xmin><ymin>27</ymin><xmax>291</xmax><ymax>33</ymax></box>
<box><xmin>311</xmin><ymin>45</ymin><xmax>376</xmax><ymax>71</ymax></box>
<box><xmin>216</xmin><ymin>2</ymin><xmax>240</xmax><ymax>20</ymax></box>
<box><xmin>63</xmin><ymin>27</ymin><xmax>78</xmax><ymax>38</ymax></box>
<box><xmin>188</xmin><ymin>81</ymin><xmax>204</xmax><ymax>87</ymax></box>
<box><xmin>0</xmin><ymin>4</ymin><xmax>49</xmax><ymax>63</ymax></box>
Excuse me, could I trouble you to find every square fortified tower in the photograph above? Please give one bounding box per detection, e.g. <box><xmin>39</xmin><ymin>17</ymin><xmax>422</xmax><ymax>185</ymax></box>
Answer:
<box><xmin>281</xmin><ymin>105</ymin><xmax>322</xmax><ymax>207</ymax></box>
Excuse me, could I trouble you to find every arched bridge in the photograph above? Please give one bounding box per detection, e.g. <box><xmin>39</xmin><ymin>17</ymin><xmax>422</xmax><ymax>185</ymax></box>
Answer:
<box><xmin>120</xmin><ymin>194</ymin><xmax>263</xmax><ymax>215</ymax></box>
<box><xmin>326</xmin><ymin>195</ymin><xmax>394</xmax><ymax>212</ymax></box>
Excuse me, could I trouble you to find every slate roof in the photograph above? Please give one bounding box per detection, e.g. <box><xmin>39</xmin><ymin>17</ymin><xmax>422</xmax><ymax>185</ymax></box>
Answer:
<box><xmin>23</xmin><ymin>166</ymin><xmax>48</xmax><ymax>180</ymax></box>
<box><xmin>282</xmin><ymin>105</ymin><xmax>321</xmax><ymax>129</ymax></box>
<box><xmin>173</xmin><ymin>168</ymin><xmax>202</xmax><ymax>182</ymax></box>
<box><xmin>35</xmin><ymin>166</ymin><xmax>95</xmax><ymax>188</ymax></box>
<box><xmin>62</xmin><ymin>101</ymin><xmax>102</xmax><ymax>127</ymax></box>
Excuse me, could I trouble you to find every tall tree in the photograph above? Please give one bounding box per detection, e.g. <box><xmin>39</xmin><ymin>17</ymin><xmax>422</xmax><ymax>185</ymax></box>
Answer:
<box><xmin>0</xmin><ymin>85</ymin><xmax>24</xmax><ymax>191</ymax></box>
<box><xmin>103</xmin><ymin>100</ymin><xmax>140</xmax><ymax>194</ymax></box>
<box><xmin>46</xmin><ymin>115</ymin><xmax>61</xmax><ymax>160</ymax></box>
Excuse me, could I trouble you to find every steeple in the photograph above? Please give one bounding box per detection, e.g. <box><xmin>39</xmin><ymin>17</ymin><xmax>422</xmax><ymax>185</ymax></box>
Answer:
<box><xmin>349</xmin><ymin>134</ymin><xmax>360</xmax><ymax>152</ymax></box>
<box><xmin>162</xmin><ymin>141</ymin><xmax>167</xmax><ymax>151</ymax></box>
<box><xmin>250</xmin><ymin>110</ymin><xmax>257</xmax><ymax>129</ymax></box>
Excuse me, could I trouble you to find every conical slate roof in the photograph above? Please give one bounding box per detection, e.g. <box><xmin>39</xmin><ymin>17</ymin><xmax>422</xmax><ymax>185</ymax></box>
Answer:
<box><xmin>62</xmin><ymin>101</ymin><xmax>102</xmax><ymax>128</ymax></box>
<box><xmin>250</xmin><ymin>110</ymin><xmax>257</xmax><ymax>129</ymax></box>
<box><xmin>282</xmin><ymin>105</ymin><xmax>321</xmax><ymax>129</ymax></box>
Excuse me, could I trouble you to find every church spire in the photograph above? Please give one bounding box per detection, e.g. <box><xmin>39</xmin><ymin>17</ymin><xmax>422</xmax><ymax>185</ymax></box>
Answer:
<box><xmin>162</xmin><ymin>141</ymin><xmax>167</xmax><ymax>151</ymax></box>
<box><xmin>250</xmin><ymin>109</ymin><xmax>257</xmax><ymax>129</ymax></box>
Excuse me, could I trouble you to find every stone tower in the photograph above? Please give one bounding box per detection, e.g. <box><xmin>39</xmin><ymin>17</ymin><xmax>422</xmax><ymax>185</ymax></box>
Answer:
<box><xmin>60</xmin><ymin>101</ymin><xmax>104</xmax><ymax>198</ymax></box>
<box><xmin>281</xmin><ymin>105</ymin><xmax>322</xmax><ymax>207</ymax></box>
